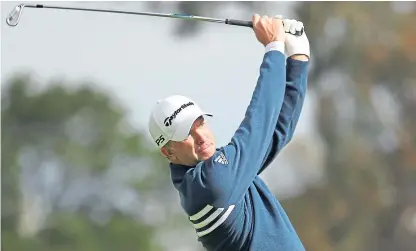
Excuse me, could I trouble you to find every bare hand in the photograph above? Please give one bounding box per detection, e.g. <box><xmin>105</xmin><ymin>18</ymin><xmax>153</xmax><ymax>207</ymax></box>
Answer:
<box><xmin>252</xmin><ymin>14</ymin><xmax>285</xmax><ymax>46</ymax></box>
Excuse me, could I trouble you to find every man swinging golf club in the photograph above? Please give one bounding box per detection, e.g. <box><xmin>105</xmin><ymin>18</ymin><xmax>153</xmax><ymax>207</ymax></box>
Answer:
<box><xmin>148</xmin><ymin>14</ymin><xmax>310</xmax><ymax>251</ymax></box>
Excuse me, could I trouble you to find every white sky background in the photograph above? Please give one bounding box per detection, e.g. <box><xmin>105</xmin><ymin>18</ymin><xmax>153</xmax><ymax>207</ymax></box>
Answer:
<box><xmin>1</xmin><ymin>0</ymin><xmax>314</xmax><ymax>145</ymax></box>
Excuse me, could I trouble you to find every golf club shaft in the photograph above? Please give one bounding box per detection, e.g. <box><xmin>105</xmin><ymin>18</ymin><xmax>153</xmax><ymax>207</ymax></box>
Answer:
<box><xmin>6</xmin><ymin>4</ymin><xmax>303</xmax><ymax>36</ymax></box>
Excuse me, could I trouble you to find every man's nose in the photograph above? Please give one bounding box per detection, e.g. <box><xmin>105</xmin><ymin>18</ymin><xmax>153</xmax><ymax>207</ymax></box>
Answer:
<box><xmin>193</xmin><ymin>130</ymin><xmax>206</xmax><ymax>145</ymax></box>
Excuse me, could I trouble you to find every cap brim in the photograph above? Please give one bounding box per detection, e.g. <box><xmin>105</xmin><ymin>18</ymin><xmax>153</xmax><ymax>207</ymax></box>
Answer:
<box><xmin>171</xmin><ymin>112</ymin><xmax>212</xmax><ymax>142</ymax></box>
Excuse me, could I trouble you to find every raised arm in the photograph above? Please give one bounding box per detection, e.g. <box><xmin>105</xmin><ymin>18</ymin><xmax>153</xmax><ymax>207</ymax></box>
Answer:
<box><xmin>259</xmin><ymin>20</ymin><xmax>311</xmax><ymax>174</ymax></box>
<box><xmin>259</xmin><ymin>56</ymin><xmax>309</xmax><ymax>173</ymax></box>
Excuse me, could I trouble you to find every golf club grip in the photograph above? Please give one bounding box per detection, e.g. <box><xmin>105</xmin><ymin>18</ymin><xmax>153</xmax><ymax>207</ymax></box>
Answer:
<box><xmin>225</xmin><ymin>19</ymin><xmax>303</xmax><ymax>36</ymax></box>
<box><xmin>225</xmin><ymin>19</ymin><xmax>252</xmax><ymax>27</ymax></box>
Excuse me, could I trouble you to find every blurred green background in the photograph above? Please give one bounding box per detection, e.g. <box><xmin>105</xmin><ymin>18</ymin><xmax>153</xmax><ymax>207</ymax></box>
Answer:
<box><xmin>2</xmin><ymin>1</ymin><xmax>416</xmax><ymax>251</ymax></box>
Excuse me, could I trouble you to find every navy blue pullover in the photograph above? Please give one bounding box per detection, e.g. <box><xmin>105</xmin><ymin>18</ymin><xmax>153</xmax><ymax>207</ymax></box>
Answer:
<box><xmin>170</xmin><ymin>48</ymin><xmax>309</xmax><ymax>251</ymax></box>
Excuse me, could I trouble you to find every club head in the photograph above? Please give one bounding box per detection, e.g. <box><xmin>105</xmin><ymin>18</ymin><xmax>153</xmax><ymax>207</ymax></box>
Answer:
<box><xmin>6</xmin><ymin>4</ymin><xmax>26</xmax><ymax>27</ymax></box>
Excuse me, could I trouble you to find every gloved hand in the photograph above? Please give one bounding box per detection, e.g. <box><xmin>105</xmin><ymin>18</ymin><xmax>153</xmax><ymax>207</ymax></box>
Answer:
<box><xmin>278</xmin><ymin>16</ymin><xmax>310</xmax><ymax>59</ymax></box>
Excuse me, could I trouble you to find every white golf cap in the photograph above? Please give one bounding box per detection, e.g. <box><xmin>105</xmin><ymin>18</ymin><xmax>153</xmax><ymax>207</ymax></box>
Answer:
<box><xmin>148</xmin><ymin>95</ymin><xmax>212</xmax><ymax>148</ymax></box>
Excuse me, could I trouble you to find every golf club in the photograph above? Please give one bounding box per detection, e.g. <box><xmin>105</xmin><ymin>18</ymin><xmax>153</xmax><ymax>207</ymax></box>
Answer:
<box><xmin>6</xmin><ymin>4</ymin><xmax>304</xmax><ymax>36</ymax></box>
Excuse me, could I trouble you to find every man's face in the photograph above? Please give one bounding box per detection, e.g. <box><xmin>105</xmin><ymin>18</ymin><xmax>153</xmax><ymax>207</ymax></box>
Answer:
<box><xmin>162</xmin><ymin>116</ymin><xmax>216</xmax><ymax>166</ymax></box>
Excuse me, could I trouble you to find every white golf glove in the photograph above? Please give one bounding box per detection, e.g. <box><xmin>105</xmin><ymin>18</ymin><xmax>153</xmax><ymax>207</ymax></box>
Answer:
<box><xmin>278</xmin><ymin>16</ymin><xmax>310</xmax><ymax>58</ymax></box>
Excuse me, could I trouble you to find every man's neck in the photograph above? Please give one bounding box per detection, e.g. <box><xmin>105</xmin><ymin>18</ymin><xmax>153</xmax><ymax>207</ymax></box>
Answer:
<box><xmin>170</xmin><ymin>160</ymin><xmax>200</xmax><ymax>168</ymax></box>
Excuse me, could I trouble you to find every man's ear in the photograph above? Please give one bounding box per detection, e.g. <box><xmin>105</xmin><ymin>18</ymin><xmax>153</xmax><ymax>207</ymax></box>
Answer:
<box><xmin>160</xmin><ymin>146</ymin><xmax>169</xmax><ymax>158</ymax></box>
<box><xmin>160</xmin><ymin>145</ymin><xmax>174</xmax><ymax>161</ymax></box>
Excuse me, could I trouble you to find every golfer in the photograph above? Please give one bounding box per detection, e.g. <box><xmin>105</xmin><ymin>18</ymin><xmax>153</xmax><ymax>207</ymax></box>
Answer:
<box><xmin>148</xmin><ymin>14</ymin><xmax>310</xmax><ymax>251</ymax></box>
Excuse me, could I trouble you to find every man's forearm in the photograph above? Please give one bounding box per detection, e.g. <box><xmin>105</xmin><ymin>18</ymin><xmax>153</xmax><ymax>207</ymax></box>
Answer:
<box><xmin>258</xmin><ymin>58</ymin><xmax>309</xmax><ymax>174</ymax></box>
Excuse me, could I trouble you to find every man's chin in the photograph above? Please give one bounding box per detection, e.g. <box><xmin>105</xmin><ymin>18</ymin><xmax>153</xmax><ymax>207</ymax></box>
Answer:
<box><xmin>197</xmin><ymin>147</ymin><xmax>215</xmax><ymax>160</ymax></box>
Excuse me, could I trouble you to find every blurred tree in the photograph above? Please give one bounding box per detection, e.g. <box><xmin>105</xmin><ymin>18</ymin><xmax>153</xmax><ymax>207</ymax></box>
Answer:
<box><xmin>1</xmin><ymin>74</ymin><xmax>166</xmax><ymax>251</ymax></box>
<box><xmin>290</xmin><ymin>2</ymin><xmax>416</xmax><ymax>251</ymax></box>
<box><xmin>2</xmin><ymin>211</ymin><xmax>162</xmax><ymax>251</ymax></box>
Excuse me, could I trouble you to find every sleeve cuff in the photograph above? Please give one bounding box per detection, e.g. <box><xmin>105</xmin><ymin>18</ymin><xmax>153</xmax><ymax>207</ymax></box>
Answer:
<box><xmin>265</xmin><ymin>41</ymin><xmax>285</xmax><ymax>55</ymax></box>
<box><xmin>286</xmin><ymin>57</ymin><xmax>309</xmax><ymax>67</ymax></box>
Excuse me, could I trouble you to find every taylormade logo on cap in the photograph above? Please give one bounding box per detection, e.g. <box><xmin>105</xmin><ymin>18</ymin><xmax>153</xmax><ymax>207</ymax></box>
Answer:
<box><xmin>148</xmin><ymin>95</ymin><xmax>213</xmax><ymax>148</ymax></box>
<box><xmin>164</xmin><ymin>101</ymin><xmax>194</xmax><ymax>127</ymax></box>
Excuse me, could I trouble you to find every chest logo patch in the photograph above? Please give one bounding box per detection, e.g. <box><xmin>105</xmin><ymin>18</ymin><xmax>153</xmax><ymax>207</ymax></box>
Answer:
<box><xmin>214</xmin><ymin>152</ymin><xmax>228</xmax><ymax>165</ymax></box>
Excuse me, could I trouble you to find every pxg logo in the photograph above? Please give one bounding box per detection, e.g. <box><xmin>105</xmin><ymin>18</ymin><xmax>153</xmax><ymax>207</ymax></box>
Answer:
<box><xmin>164</xmin><ymin>101</ymin><xmax>194</xmax><ymax>127</ymax></box>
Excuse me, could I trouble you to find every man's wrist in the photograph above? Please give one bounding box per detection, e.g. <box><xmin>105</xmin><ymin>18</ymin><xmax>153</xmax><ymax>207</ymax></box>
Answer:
<box><xmin>265</xmin><ymin>41</ymin><xmax>285</xmax><ymax>55</ymax></box>
<box><xmin>289</xmin><ymin>54</ymin><xmax>309</xmax><ymax>61</ymax></box>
